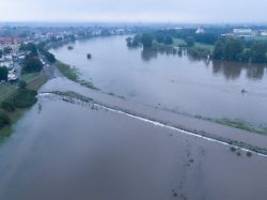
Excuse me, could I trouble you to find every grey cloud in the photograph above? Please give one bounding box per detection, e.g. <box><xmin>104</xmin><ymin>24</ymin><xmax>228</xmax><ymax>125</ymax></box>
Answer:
<box><xmin>1</xmin><ymin>0</ymin><xmax>267</xmax><ymax>23</ymax></box>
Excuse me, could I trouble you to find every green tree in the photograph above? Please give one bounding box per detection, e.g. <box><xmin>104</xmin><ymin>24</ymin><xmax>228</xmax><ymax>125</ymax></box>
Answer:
<box><xmin>19</xmin><ymin>43</ymin><xmax>38</xmax><ymax>56</ymax></box>
<box><xmin>213</xmin><ymin>38</ymin><xmax>244</xmax><ymax>61</ymax></box>
<box><xmin>185</xmin><ymin>36</ymin><xmax>195</xmax><ymax>47</ymax></box>
<box><xmin>141</xmin><ymin>33</ymin><xmax>153</xmax><ymax>48</ymax></box>
<box><xmin>3</xmin><ymin>47</ymin><xmax>12</xmax><ymax>55</ymax></box>
<box><xmin>23</xmin><ymin>55</ymin><xmax>43</xmax><ymax>73</ymax></box>
<box><xmin>1</xmin><ymin>101</ymin><xmax>15</xmax><ymax>112</ymax></box>
<box><xmin>0</xmin><ymin>111</ymin><xmax>10</xmax><ymax>128</ymax></box>
<box><xmin>213</xmin><ymin>38</ymin><xmax>226</xmax><ymax>60</ymax></box>
<box><xmin>43</xmin><ymin>51</ymin><xmax>56</xmax><ymax>63</ymax></box>
<box><xmin>250</xmin><ymin>41</ymin><xmax>267</xmax><ymax>63</ymax></box>
<box><xmin>164</xmin><ymin>36</ymin><xmax>173</xmax><ymax>45</ymax></box>
<box><xmin>224</xmin><ymin>38</ymin><xmax>243</xmax><ymax>61</ymax></box>
<box><xmin>19</xmin><ymin>80</ymin><xmax>27</xmax><ymax>89</ymax></box>
<box><xmin>156</xmin><ymin>34</ymin><xmax>164</xmax><ymax>43</ymax></box>
<box><xmin>0</xmin><ymin>66</ymin><xmax>8</xmax><ymax>81</ymax></box>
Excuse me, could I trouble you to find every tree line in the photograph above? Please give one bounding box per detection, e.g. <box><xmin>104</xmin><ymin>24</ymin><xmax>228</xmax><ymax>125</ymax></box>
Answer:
<box><xmin>127</xmin><ymin>28</ymin><xmax>267</xmax><ymax>64</ymax></box>
<box><xmin>213</xmin><ymin>38</ymin><xmax>267</xmax><ymax>63</ymax></box>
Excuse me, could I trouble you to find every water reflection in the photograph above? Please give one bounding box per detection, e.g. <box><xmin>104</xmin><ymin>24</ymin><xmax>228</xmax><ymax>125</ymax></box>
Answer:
<box><xmin>140</xmin><ymin>47</ymin><xmax>266</xmax><ymax>81</ymax></box>
<box><xmin>1</xmin><ymin>95</ymin><xmax>267</xmax><ymax>200</ymax></box>
<box><xmin>246</xmin><ymin>65</ymin><xmax>265</xmax><ymax>80</ymax></box>
<box><xmin>141</xmin><ymin>47</ymin><xmax>184</xmax><ymax>62</ymax></box>
<box><xmin>212</xmin><ymin>61</ymin><xmax>266</xmax><ymax>80</ymax></box>
<box><xmin>50</xmin><ymin>36</ymin><xmax>267</xmax><ymax>127</ymax></box>
<box><xmin>141</xmin><ymin>49</ymin><xmax>158</xmax><ymax>62</ymax></box>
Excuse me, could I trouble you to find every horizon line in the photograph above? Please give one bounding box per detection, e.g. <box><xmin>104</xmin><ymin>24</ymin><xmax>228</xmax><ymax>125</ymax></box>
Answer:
<box><xmin>1</xmin><ymin>20</ymin><xmax>267</xmax><ymax>26</ymax></box>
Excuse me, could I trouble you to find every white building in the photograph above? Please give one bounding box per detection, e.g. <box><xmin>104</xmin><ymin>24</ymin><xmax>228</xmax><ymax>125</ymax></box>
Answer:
<box><xmin>8</xmin><ymin>72</ymin><xmax>18</xmax><ymax>82</ymax></box>
<box><xmin>233</xmin><ymin>29</ymin><xmax>253</xmax><ymax>34</ymax></box>
<box><xmin>260</xmin><ymin>31</ymin><xmax>267</xmax><ymax>36</ymax></box>
<box><xmin>233</xmin><ymin>29</ymin><xmax>255</xmax><ymax>37</ymax></box>
<box><xmin>196</xmin><ymin>27</ymin><xmax>205</xmax><ymax>34</ymax></box>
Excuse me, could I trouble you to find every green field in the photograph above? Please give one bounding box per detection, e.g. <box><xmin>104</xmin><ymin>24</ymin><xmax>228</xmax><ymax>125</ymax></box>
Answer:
<box><xmin>173</xmin><ymin>38</ymin><xmax>187</xmax><ymax>46</ymax></box>
<box><xmin>0</xmin><ymin>72</ymin><xmax>48</xmax><ymax>141</ymax></box>
<box><xmin>194</xmin><ymin>42</ymin><xmax>214</xmax><ymax>51</ymax></box>
<box><xmin>0</xmin><ymin>84</ymin><xmax>17</xmax><ymax>103</ymax></box>
<box><xmin>56</xmin><ymin>61</ymin><xmax>98</xmax><ymax>90</ymax></box>
<box><xmin>22</xmin><ymin>72</ymin><xmax>48</xmax><ymax>90</ymax></box>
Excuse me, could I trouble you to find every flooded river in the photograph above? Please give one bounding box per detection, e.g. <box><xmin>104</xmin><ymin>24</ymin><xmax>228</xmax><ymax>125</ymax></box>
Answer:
<box><xmin>51</xmin><ymin>36</ymin><xmax>267</xmax><ymax>128</ymax></box>
<box><xmin>0</xmin><ymin>36</ymin><xmax>267</xmax><ymax>200</ymax></box>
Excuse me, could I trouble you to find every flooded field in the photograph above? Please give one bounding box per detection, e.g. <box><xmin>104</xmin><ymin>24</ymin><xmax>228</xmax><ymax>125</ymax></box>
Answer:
<box><xmin>51</xmin><ymin>36</ymin><xmax>267</xmax><ymax>129</ymax></box>
<box><xmin>0</xmin><ymin>93</ymin><xmax>267</xmax><ymax>200</ymax></box>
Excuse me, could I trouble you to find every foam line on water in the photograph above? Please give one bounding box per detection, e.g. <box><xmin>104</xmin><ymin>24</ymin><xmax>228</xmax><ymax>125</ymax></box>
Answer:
<box><xmin>95</xmin><ymin>102</ymin><xmax>267</xmax><ymax>158</ymax></box>
<box><xmin>39</xmin><ymin>92</ymin><xmax>267</xmax><ymax>158</ymax></box>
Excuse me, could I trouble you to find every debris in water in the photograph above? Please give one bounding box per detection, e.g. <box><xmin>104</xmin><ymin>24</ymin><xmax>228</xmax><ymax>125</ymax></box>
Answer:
<box><xmin>230</xmin><ymin>146</ymin><xmax>237</xmax><ymax>152</ymax></box>
<box><xmin>68</xmin><ymin>46</ymin><xmax>74</xmax><ymax>50</ymax></box>
<box><xmin>246</xmin><ymin>151</ymin><xmax>252</xmax><ymax>157</ymax></box>
<box><xmin>241</xmin><ymin>89</ymin><xmax>248</xmax><ymax>94</ymax></box>
<box><xmin>236</xmin><ymin>151</ymin><xmax>242</xmax><ymax>156</ymax></box>
<box><xmin>87</xmin><ymin>53</ymin><xmax>92</xmax><ymax>59</ymax></box>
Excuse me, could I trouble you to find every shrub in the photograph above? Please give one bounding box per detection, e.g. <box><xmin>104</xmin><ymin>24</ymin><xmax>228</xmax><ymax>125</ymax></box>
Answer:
<box><xmin>18</xmin><ymin>80</ymin><xmax>27</xmax><ymax>89</ymax></box>
<box><xmin>185</xmin><ymin>36</ymin><xmax>195</xmax><ymax>47</ymax></box>
<box><xmin>13</xmin><ymin>89</ymin><xmax>38</xmax><ymax>108</ymax></box>
<box><xmin>187</xmin><ymin>46</ymin><xmax>211</xmax><ymax>59</ymax></box>
<box><xmin>23</xmin><ymin>55</ymin><xmax>43</xmax><ymax>73</ymax></box>
<box><xmin>0</xmin><ymin>111</ymin><xmax>11</xmax><ymax>128</ymax></box>
<box><xmin>1</xmin><ymin>101</ymin><xmax>15</xmax><ymax>112</ymax></box>
<box><xmin>141</xmin><ymin>33</ymin><xmax>153</xmax><ymax>48</ymax></box>
<box><xmin>0</xmin><ymin>66</ymin><xmax>8</xmax><ymax>82</ymax></box>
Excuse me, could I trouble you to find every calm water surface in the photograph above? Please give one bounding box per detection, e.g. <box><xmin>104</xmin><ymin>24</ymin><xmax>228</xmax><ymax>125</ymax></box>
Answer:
<box><xmin>0</xmin><ymin>36</ymin><xmax>267</xmax><ymax>200</ymax></box>
<box><xmin>0</xmin><ymin>94</ymin><xmax>266</xmax><ymax>200</ymax></box>
<box><xmin>51</xmin><ymin>36</ymin><xmax>267</xmax><ymax>127</ymax></box>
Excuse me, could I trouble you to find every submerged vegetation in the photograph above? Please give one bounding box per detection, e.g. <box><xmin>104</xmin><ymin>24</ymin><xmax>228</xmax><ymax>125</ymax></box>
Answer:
<box><xmin>194</xmin><ymin>115</ymin><xmax>267</xmax><ymax>135</ymax></box>
<box><xmin>56</xmin><ymin>61</ymin><xmax>79</xmax><ymax>81</ymax></box>
<box><xmin>45</xmin><ymin>90</ymin><xmax>267</xmax><ymax>155</ymax></box>
<box><xmin>214</xmin><ymin>118</ymin><xmax>267</xmax><ymax>135</ymax></box>
<box><xmin>213</xmin><ymin>37</ymin><xmax>267</xmax><ymax>63</ymax></box>
<box><xmin>127</xmin><ymin>28</ymin><xmax>267</xmax><ymax>63</ymax></box>
<box><xmin>55</xmin><ymin>61</ymin><xmax>99</xmax><ymax>90</ymax></box>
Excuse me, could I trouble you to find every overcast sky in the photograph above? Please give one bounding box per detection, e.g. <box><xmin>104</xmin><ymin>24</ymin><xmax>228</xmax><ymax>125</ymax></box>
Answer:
<box><xmin>1</xmin><ymin>0</ymin><xmax>267</xmax><ymax>23</ymax></box>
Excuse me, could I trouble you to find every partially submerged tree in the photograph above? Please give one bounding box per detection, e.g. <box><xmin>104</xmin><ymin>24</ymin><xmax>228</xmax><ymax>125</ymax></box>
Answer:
<box><xmin>23</xmin><ymin>55</ymin><xmax>43</xmax><ymax>73</ymax></box>
<box><xmin>141</xmin><ymin>33</ymin><xmax>153</xmax><ymax>49</ymax></box>
<box><xmin>0</xmin><ymin>66</ymin><xmax>8</xmax><ymax>82</ymax></box>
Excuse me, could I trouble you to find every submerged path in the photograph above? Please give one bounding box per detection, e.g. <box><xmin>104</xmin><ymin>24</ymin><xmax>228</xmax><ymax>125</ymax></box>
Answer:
<box><xmin>0</xmin><ymin>57</ymin><xmax>266</xmax><ymax>200</ymax></box>
<box><xmin>0</xmin><ymin>87</ymin><xmax>267</xmax><ymax>200</ymax></box>
<box><xmin>40</xmin><ymin>77</ymin><xmax>267</xmax><ymax>155</ymax></box>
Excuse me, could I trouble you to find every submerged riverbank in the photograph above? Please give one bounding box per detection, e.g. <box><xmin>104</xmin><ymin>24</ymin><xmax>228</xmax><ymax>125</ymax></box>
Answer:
<box><xmin>50</xmin><ymin>36</ymin><xmax>267</xmax><ymax>135</ymax></box>
<box><xmin>0</xmin><ymin>36</ymin><xmax>267</xmax><ymax>200</ymax></box>
<box><xmin>54</xmin><ymin>57</ymin><xmax>267</xmax><ymax>135</ymax></box>
<box><xmin>1</xmin><ymin>35</ymin><xmax>266</xmax><ymax>156</ymax></box>
<box><xmin>42</xmin><ymin>89</ymin><xmax>267</xmax><ymax>155</ymax></box>
<box><xmin>1</xmin><ymin>86</ymin><xmax>267</xmax><ymax>200</ymax></box>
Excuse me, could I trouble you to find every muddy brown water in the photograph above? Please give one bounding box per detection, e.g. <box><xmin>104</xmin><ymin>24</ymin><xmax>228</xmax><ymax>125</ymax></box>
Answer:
<box><xmin>0</xmin><ymin>94</ymin><xmax>266</xmax><ymax>200</ymax></box>
<box><xmin>0</xmin><ymin>36</ymin><xmax>267</xmax><ymax>200</ymax></box>
<box><xmin>51</xmin><ymin>35</ymin><xmax>267</xmax><ymax>128</ymax></box>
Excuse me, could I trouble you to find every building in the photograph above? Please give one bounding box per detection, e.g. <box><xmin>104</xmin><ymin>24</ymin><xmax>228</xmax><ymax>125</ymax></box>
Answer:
<box><xmin>8</xmin><ymin>72</ymin><xmax>18</xmax><ymax>82</ymax></box>
<box><xmin>196</xmin><ymin>27</ymin><xmax>205</xmax><ymax>34</ymax></box>
<box><xmin>260</xmin><ymin>31</ymin><xmax>267</xmax><ymax>36</ymax></box>
<box><xmin>233</xmin><ymin>29</ymin><xmax>255</xmax><ymax>37</ymax></box>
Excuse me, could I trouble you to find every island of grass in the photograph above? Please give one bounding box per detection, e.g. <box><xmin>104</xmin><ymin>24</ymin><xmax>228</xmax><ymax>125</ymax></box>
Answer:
<box><xmin>55</xmin><ymin>61</ymin><xmax>99</xmax><ymax>90</ymax></box>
